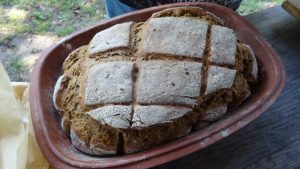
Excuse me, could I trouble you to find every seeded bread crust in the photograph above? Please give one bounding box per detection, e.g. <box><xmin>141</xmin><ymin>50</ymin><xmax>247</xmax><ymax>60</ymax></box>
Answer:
<box><xmin>53</xmin><ymin>7</ymin><xmax>258</xmax><ymax>156</ymax></box>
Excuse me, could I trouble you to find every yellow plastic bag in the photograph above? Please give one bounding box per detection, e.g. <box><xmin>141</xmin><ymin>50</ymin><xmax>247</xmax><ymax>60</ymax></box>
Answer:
<box><xmin>0</xmin><ymin>62</ymin><xmax>49</xmax><ymax>169</ymax></box>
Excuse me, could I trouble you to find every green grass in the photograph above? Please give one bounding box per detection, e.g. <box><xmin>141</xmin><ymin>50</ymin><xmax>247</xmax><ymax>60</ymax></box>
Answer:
<box><xmin>238</xmin><ymin>0</ymin><xmax>284</xmax><ymax>15</ymax></box>
<box><xmin>54</xmin><ymin>25</ymin><xmax>75</xmax><ymax>36</ymax></box>
<box><xmin>30</xmin><ymin>8</ymin><xmax>52</xmax><ymax>34</ymax></box>
<box><xmin>9</xmin><ymin>57</ymin><xmax>25</xmax><ymax>71</ymax></box>
<box><xmin>31</xmin><ymin>10</ymin><xmax>48</xmax><ymax>21</ymax></box>
<box><xmin>0</xmin><ymin>0</ymin><xmax>104</xmax><ymax>37</ymax></box>
<box><xmin>0</xmin><ymin>0</ymin><xmax>284</xmax><ymax>38</ymax></box>
<box><xmin>0</xmin><ymin>6</ymin><xmax>30</xmax><ymax>42</ymax></box>
<box><xmin>238</xmin><ymin>0</ymin><xmax>263</xmax><ymax>15</ymax></box>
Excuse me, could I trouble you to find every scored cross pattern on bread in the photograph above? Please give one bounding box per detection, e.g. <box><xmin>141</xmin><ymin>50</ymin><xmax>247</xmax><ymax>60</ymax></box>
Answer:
<box><xmin>53</xmin><ymin>7</ymin><xmax>258</xmax><ymax>155</ymax></box>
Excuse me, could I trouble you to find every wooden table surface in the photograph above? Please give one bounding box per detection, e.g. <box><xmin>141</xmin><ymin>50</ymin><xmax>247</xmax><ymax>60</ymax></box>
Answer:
<box><xmin>156</xmin><ymin>6</ymin><xmax>300</xmax><ymax>169</ymax></box>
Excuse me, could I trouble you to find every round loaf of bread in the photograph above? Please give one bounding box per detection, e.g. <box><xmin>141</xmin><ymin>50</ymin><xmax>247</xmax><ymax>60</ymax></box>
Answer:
<box><xmin>53</xmin><ymin>7</ymin><xmax>258</xmax><ymax>155</ymax></box>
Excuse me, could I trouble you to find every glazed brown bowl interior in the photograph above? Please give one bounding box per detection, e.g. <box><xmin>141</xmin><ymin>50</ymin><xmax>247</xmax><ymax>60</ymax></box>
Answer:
<box><xmin>30</xmin><ymin>2</ymin><xmax>285</xmax><ymax>169</ymax></box>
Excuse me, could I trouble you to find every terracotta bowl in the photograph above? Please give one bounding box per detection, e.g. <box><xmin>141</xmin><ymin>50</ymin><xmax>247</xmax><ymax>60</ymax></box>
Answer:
<box><xmin>29</xmin><ymin>2</ymin><xmax>285</xmax><ymax>169</ymax></box>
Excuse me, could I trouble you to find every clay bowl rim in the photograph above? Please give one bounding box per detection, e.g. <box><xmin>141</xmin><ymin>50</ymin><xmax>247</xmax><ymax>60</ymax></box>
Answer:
<box><xmin>29</xmin><ymin>2</ymin><xmax>285</xmax><ymax>169</ymax></box>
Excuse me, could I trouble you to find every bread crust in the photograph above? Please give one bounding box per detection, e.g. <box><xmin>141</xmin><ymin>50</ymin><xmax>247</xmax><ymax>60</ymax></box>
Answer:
<box><xmin>53</xmin><ymin>6</ymin><xmax>257</xmax><ymax>155</ymax></box>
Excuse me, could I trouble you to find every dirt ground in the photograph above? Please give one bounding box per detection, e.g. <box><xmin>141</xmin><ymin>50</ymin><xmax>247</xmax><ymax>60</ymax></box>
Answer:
<box><xmin>0</xmin><ymin>34</ymin><xmax>59</xmax><ymax>81</ymax></box>
<box><xmin>0</xmin><ymin>0</ymin><xmax>105</xmax><ymax>81</ymax></box>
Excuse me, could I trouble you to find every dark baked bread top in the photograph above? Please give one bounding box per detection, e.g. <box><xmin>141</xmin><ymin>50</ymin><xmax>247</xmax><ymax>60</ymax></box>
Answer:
<box><xmin>53</xmin><ymin>7</ymin><xmax>258</xmax><ymax>156</ymax></box>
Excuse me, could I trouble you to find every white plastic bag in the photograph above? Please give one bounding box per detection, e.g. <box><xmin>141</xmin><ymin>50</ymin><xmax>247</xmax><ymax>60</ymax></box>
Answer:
<box><xmin>0</xmin><ymin>62</ymin><xmax>49</xmax><ymax>169</ymax></box>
